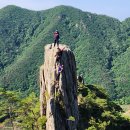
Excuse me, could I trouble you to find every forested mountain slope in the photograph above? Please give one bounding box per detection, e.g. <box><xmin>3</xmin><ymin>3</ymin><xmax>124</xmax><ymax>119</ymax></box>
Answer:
<box><xmin>112</xmin><ymin>18</ymin><xmax>130</xmax><ymax>103</ymax></box>
<box><xmin>0</xmin><ymin>5</ymin><xmax>130</xmax><ymax>101</ymax></box>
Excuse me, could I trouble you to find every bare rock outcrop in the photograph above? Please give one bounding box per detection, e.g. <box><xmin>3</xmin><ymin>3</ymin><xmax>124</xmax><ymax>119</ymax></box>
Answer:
<box><xmin>40</xmin><ymin>44</ymin><xmax>79</xmax><ymax>130</ymax></box>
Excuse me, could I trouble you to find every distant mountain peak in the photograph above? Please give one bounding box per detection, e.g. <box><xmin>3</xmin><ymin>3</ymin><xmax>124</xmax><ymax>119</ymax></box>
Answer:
<box><xmin>1</xmin><ymin>5</ymin><xmax>21</xmax><ymax>10</ymax></box>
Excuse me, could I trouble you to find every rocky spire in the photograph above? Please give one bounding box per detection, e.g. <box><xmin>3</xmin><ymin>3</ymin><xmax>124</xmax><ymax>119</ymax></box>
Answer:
<box><xmin>40</xmin><ymin>44</ymin><xmax>79</xmax><ymax>130</ymax></box>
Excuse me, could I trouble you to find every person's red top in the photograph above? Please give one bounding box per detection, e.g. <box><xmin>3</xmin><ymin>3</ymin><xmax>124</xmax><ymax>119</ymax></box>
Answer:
<box><xmin>54</xmin><ymin>31</ymin><xmax>59</xmax><ymax>39</ymax></box>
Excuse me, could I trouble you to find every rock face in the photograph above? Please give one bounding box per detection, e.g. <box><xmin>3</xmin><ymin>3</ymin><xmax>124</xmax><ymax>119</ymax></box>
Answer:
<box><xmin>40</xmin><ymin>44</ymin><xmax>79</xmax><ymax>130</ymax></box>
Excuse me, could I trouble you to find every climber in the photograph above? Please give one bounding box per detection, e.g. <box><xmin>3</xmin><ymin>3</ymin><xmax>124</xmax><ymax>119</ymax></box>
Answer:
<box><xmin>54</xmin><ymin>30</ymin><xmax>60</xmax><ymax>48</ymax></box>
<box><xmin>77</xmin><ymin>74</ymin><xmax>84</xmax><ymax>84</ymax></box>
<box><xmin>54</xmin><ymin>64</ymin><xmax>64</xmax><ymax>85</ymax></box>
<box><xmin>55</xmin><ymin>47</ymin><xmax>65</xmax><ymax>65</ymax></box>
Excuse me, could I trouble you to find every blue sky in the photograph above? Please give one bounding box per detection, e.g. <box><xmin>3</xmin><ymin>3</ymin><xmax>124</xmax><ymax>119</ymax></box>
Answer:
<box><xmin>0</xmin><ymin>0</ymin><xmax>130</xmax><ymax>21</ymax></box>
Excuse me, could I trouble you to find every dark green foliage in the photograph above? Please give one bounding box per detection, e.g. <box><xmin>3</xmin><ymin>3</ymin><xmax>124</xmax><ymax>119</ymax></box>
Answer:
<box><xmin>0</xmin><ymin>5</ymin><xmax>130</xmax><ymax>102</ymax></box>
<box><xmin>0</xmin><ymin>89</ymin><xmax>46</xmax><ymax>129</ymax></box>
<box><xmin>0</xmin><ymin>88</ymin><xmax>20</xmax><ymax>129</ymax></box>
<box><xmin>111</xmin><ymin>18</ymin><xmax>130</xmax><ymax>103</ymax></box>
<box><xmin>77</xmin><ymin>83</ymin><xmax>130</xmax><ymax>130</ymax></box>
<box><xmin>16</xmin><ymin>92</ymin><xmax>46</xmax><ymax>130</ymax></box>
<box><xmin>1</xmin><ymin>84</ymin><xmax>130</xmax><ymax>130</ymax></box>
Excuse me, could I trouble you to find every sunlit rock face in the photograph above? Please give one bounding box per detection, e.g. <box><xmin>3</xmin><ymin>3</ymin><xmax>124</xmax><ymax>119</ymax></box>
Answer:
<box><xmin>40</xmin><ymin>44</ymin><xmax>79</xmax><ymax>130</ymax></box>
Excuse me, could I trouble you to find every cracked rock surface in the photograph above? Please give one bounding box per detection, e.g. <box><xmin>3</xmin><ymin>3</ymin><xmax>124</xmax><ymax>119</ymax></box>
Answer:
<box><xmin>40</xmin><ymin>44</ymin><xmax>79</xmax><ymax>130</ymax></box>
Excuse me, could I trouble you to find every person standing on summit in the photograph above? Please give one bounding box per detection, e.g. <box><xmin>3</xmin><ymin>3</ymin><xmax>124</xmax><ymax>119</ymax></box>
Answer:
<box><xmin>54</xmin><ymin>30</ymin><xmax>60</xmax><ymax>48</ymax></box>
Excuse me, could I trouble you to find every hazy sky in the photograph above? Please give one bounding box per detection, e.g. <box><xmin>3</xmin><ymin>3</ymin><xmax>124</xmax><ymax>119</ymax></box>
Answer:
<box><xmin>0</xmin><ymin>0</ymin><xmax>130</xmax><ymax>21</ymax></box>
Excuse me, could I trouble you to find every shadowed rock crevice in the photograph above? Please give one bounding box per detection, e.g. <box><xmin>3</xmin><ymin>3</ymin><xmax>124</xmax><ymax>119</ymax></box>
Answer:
<box><xmin>40</xmin><ymin>44</ymin><xmax>79</xmax><ymax>130</ymax></box>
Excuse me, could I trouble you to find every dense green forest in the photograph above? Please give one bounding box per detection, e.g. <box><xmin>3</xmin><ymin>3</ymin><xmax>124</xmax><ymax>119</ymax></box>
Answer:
<box><xmin>1</xmin><ymin>83</ymin><xmax>130</xmax><ymax>130</ymax></box>
<box><xmin>0</xmin><ymin>5</ymin><xmax>130</xmax><ymax>102</ymax></box>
